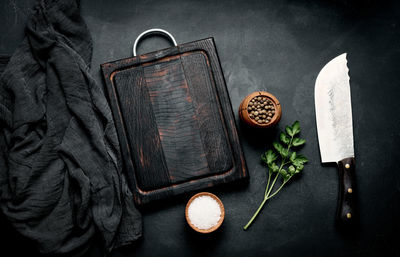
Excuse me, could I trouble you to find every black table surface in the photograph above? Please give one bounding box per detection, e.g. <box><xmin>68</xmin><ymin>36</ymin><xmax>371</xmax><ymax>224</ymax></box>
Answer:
<box><xmin>1</xmin><ymin>0</ymin><xmax>400</xmax><ymax>256</ymax></box>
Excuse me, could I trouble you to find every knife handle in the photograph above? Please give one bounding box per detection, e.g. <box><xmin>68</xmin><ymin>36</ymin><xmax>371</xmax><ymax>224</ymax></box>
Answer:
<box><xmin>337</xmin><ymin>157</ymin><xmax>357</xmax><ymax>225</ymax></box>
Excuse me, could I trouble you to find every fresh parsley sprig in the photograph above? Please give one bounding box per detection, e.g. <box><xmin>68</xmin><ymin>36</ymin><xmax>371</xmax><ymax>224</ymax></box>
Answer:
<box><xmin>243</xmin><ymin>121</ymin><xmax>308</xmax><ymax>230</ymax></box>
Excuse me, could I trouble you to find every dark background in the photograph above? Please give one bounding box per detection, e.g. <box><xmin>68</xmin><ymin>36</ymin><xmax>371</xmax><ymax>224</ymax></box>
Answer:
<box><xmin>1</xmin><ymin>0</ymin><xmax>400</xmax><ymax>256</ymax></box>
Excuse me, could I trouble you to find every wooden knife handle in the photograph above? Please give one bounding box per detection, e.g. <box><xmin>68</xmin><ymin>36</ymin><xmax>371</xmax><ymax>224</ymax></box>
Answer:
<box><xmin>337</xmin><ymin>157</ymin><xmax>357</xmax><ymax>225</ymax></box>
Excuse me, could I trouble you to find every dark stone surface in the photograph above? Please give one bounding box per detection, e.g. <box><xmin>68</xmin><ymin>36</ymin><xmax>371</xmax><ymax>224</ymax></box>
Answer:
<box><xmin>1</xmin><ymin>0</ymin><xmax>399</xmax><ymax>256</ymax></box>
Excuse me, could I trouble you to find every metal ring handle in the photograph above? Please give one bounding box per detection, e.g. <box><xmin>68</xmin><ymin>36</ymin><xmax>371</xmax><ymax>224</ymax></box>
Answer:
<box><xmin>133</xmin><ymin>28</ymin><xmax>177</xmax><ymax>56</ymax></box>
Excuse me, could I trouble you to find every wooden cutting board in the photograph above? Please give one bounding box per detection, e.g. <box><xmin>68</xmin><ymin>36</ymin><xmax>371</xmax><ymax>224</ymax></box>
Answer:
<box><xmin>101</xmin><ymin>37</ymin><xmax>248</xmax><ymax>205</ymax></box>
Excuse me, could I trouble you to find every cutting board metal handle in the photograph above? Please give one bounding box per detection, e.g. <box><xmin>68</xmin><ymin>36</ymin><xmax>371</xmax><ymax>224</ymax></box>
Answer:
<box><xmin>133</xmin><ymin>28</ymin><xmax>178</xmax><ymax>56</ymax></box>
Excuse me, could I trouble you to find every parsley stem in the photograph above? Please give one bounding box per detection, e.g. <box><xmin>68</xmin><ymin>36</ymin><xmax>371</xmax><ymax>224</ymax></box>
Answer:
<box><xmin>266</xmin><ymin>171</ymin><xmax>280</xmax><ymax>197</ymax></box>
<box><xmin>267</xmin><ymin>177</ymin><xmax>291</xmax><ymax>199</ymax></box>
<box><xmin>265</xmin><ymin>137</ymin><xmax>293</xmax><ymax>199</ymax></box>
<box><xmin>265</xmin><ymin>137</ymin><xmax>292</xmax><ymax>197</ymax></box>
<box><xmin>243</xmin><ymin>196</ymin><xmax>268</xmax><ymax>230</ymax></box>
<box><xmin>244</xmin><ymin>171</ymin><xmax>279</xmax><ymax>231</ymax></box>
<box><xmin>264</xmin><ymin>170</ymin><xmax>272</xmax><ymax>196</ymax></box>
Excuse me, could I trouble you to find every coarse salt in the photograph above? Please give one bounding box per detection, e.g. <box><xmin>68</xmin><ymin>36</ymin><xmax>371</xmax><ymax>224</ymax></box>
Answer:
<box><xmin>188</xmin><ymin>195</ymin><xmax>221</xmax><ymax>230</ymax></box>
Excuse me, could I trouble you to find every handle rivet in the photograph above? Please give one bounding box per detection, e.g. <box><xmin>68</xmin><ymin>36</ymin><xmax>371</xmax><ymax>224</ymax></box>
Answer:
<box><xmin>346</xmin><ymin>213</ymin><xmax>352</xmax><ymax>219</ymax></box>
<box><xmin>345</xmin><ymin>164</ymin><xmax>350</xmax><ymax>169</ymax></box>
<box><xmin>347</xmin><ymin>188</ymin><xmax>353</xmax><ymax>194</ymax></box>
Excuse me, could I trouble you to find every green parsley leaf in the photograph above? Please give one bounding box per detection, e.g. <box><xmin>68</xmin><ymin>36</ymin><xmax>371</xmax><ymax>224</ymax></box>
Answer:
<box><xmin>294</xmin><ymin>163</ymin><xmax>304</xmax><ymax>171</ymax></box>
<box><xmin>288</xmin><ymin>165</ymin><xmax>296</xmax><ymax>175</ymax></box>
<box><xmin>291</xmin><ymin>121</ymin><xmax>301</xmax><ymax>136</ymax></box>
<box><xmin>289</xmin><ymin>151</ymin><xmax>297</xmax><ymax>162</ymax></box>
<box><xmin>281</xmin><ymin>148</ymin><xmax>289</xmax><ymax>158</ymax></box>
<box><xmin>279</xmin><ymin>169</ymin><xmax>287</xmax><ymax>177</ymax></box>
<box><xmin>285</xmin><ymin>125</ymin><xmax>294</xmax><ymax>137</ymax></box>
<box><xmin>280</xmin><ymin>132</ymin><xmax>290</xmax><ymax>145</ymax></box>
<box><xmin>292</xmin><ymin>138</ymin><xmax>306</xmax><ymax>147</ymax></box>
<box><xmin>292</xmin><ymin>154</ymin><xmax>308</xmax><ymax>166</ymax></box>
<box><xmin>273</xmin><ymin>142</ymin><xmax>284</xmax><ymax>156</ymax></box>
<box><xmin>261</xmin><ymin>150</ymin><xmax>277</xmax><ymax>165</ymax></box>
<box><xmin>268</xmin><ymin>162</ymin><xmax>279</xmax><ymax>173</ymax></box>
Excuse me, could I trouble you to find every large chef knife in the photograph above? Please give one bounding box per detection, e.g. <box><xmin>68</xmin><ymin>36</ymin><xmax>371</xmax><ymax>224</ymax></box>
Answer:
<box><xmin>315</xmin><ymin>53</ymin><xmax>357</xmax><ymax>224</ymax></box>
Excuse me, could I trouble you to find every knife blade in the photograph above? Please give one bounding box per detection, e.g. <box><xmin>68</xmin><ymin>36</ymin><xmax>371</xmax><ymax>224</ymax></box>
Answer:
<box><xmin>315</xmin><ymin>53</ymin><xmax>357</xmax><ymax>224</ymax></box>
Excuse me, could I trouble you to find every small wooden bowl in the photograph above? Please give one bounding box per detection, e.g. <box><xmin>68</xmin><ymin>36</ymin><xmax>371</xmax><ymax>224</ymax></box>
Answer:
<box><xmin>238</xmin><ymin>91</ymin><xmax>282</xmax><ymax>128</ymax></box>
<box><xmin>185</xmin><ymin>192</ymin><xmax>225</xmax><ymax>233</ymax></box>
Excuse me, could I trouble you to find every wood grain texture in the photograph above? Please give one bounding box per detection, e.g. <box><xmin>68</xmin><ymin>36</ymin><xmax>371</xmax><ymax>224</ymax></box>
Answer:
<box><xmin>143</xmin><ymin>58</ymin><xmax>208</xmax><ymax>183</ymax></box>
<box><xmin>178</xmin><ymin>38</ymin><xmax>248</xmax><ymax>179</ymax></box>
<box><xmin>113</xmin><ymin>68</ymin><xmax>171</xmax><ymax>191</ymax></box>
<box><xmin>181</xmin><ymin>51</ymin><xmax>233</xmax><ymax>175</ymax></box>
<box><xmin>101</xmin><ymin>38</ymin><xmax>248</xmax><ymax>205</ymax></box>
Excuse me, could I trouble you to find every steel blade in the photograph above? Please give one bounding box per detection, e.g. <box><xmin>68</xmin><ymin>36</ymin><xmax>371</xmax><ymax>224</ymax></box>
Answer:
<box><xmin>315</xmin><ymin>53</ymin><xmax>354</xmax><ymax>163</ymax></box>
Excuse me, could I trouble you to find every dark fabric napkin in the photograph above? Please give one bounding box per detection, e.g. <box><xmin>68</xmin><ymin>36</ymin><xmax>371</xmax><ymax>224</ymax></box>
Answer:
<box><xmin>0</xmin><ymin>0</ymin><xmax>142</xmax><ymax>255</ymax></box>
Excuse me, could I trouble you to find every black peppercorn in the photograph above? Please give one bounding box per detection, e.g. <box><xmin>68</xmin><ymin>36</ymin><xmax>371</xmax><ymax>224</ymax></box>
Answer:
<box><xmin>246</xmin><ymin>96</ymin><xmax>276</xmax><ymax>125</ymax></box>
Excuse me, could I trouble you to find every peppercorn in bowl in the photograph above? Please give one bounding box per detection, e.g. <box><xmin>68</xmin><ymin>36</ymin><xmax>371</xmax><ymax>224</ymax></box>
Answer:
<box><xmin>239</xmin><ymin>91</ymin><xmax>281</xmax><ymax>128</ymax></box>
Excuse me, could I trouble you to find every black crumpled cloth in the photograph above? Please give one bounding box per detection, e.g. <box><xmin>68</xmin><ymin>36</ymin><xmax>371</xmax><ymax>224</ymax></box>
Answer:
<box><xmin>0</xmin><ymin>0</ymin><xmax>142</xmax><ymax>255</ymax></box>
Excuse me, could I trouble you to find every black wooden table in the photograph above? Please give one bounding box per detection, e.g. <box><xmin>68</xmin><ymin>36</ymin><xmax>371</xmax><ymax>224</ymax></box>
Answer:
<box><xmin>1</xmin><ymin>0</ymin><xmax>400</xmax><ymax>256</ymax></box>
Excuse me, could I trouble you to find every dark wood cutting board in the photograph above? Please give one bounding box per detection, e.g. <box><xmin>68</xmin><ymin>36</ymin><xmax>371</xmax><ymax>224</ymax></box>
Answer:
<box><xmin>101</xmin><ymin>38</ymin><xmax>248</xmax><ymax>205</ymax></box>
